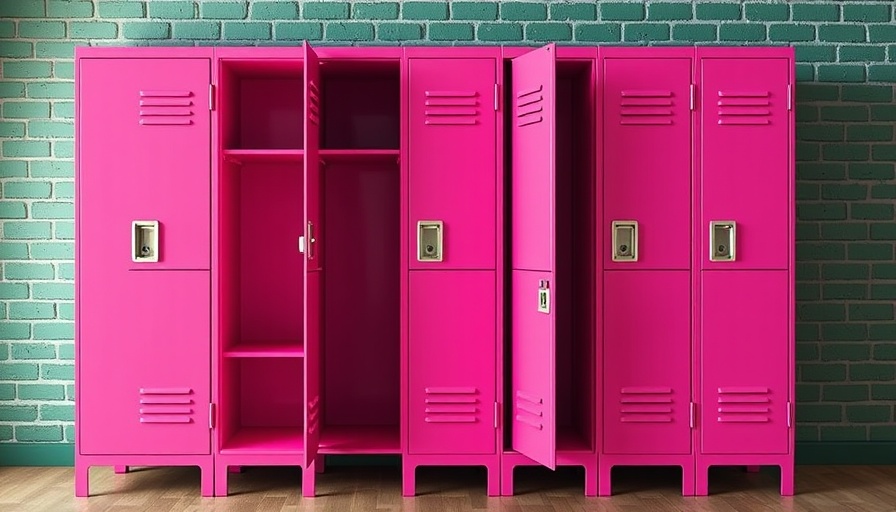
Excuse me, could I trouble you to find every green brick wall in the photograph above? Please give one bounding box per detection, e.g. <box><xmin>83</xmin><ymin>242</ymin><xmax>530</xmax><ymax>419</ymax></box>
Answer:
<box><xmin>0</xmin><ymin>0</ymin><xmax>894</xmax><ymax>464</ymax></box>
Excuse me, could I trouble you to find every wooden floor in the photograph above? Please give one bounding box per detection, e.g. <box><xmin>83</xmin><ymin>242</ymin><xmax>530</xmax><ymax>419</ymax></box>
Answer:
<box><xmin>1</xmin><ymin>464</ymin><xmax>895</xmax><ymax>511</ymax></box>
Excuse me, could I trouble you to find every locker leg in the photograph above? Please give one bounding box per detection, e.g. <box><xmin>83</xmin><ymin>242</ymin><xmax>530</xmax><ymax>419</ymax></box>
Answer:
<box><xmin>302</xmin><ymin>461</ymin><xmax>316</xmax><ymax>498</ymax></box>
<box><xmin>680</xmin><ymin>463</ymin><xmax>696</xmax><ymax>496</ymax></box>
<box><xmin>315</xmin><ymin>455</ymin><xmax>325</xmax><ymax>474</ymax></box>
<box><xmin>401</xmin><ymin>463</ymin><xmax>416</xmax><ymax>497</ymax></box>
<box><xmin>200</xmin><ymin>462</ymin><xmax>214</xmax><ymax>498</ymax></box>
<box><xmin>597</xmin><ymin>460</ymin><xmax>612</xmax><ymax>497</ymax></box>
<box><xmin>114</xmin><ymin>465</ymin><xmax>128</xmax><ymax>474</ymax></box>
<box><xmin>228</xmin><ymin>466</ymin><xmax>243</xmax><ymax>473</ymax></box>
<box><xmin>75</xmin><ymin>464</ymin><xmax>89</xmax><ymax>497</ymax></box>
<box><xmin>214</xmin><ymin>463</ymin><xmax>229</xmax><ymax>497</ymax></box>
<box><xmin>746</xmin><ymin>465</ymin><xmax>760</xmax><ymax>473</ymax></box>
<box><xmin>584</xmin><ymin>465</ymin><xmax>598</xmax><ymax>497</ymax></box>
<box><xmin>486</xmin><ymin>463</ymin><xmax>500</xmax><ymax>497</ymax></box>
<box><xmin>696</xmin><ymin>463</ymin><xmax>710</xmax><ymax>496</ymax></box>
<box><xmin>500</xmin><ymin>463</ymin><xmax>514</xmax><ymax>496</ymax></box>
<box><xmin>780</xmin><ymin>464</ymin><xmax>794</xmax><ymax>496</ymax></box>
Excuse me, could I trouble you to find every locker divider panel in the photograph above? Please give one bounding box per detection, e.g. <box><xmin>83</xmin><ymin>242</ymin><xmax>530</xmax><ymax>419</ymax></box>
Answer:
<box><xmin>510</xmin><ymin>44</ymin><xmax>557</xmax><ymax>469</ymax></box>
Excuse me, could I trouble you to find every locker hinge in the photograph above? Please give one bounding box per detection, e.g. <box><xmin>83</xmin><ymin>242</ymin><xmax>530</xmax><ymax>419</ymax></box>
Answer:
<box><xmin>787</xmin><ymin>401</ymin><xmax>793</xmax><ymax>428</ymax></box>
<box><xmin>689</xmin><ymin>84</ymin><xmax>696</xmax><ymax>111</ymax></box>
<box><xmin>787</xmin><ymin>84</ymin><xmax>792</xmax><ymax>111</ymax></box>
<box><xmin>689</xmin><ymin>402</ymin><xmax>696</xmax><ymax>429</ymax></box>
<box><xmin>209</xmin><ymin>403</ymin><xmax>215</xmax><ymax>429</ymax></box>
<box><xmin>494</xmin><ymin>84</ymin><xmax>499</xmax><ymax>111</ymax></box>
<box><xmin>209</xmin><ymin>84</ymin><xmax>215</xmax><ymax>111</ymax></box>
<box><xmin>494</xmin><ymin>402</ymin><xmax>500</xmax><ymax>429</ymax></box>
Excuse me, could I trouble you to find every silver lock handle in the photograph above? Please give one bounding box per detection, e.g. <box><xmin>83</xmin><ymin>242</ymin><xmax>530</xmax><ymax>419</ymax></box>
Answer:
<box><xmin>132</xmin><ymin>220</ymin><xmax>159</xmax><ymax>263</ymax></box>
<box><xmin>417</xmin><ymin>221</ymin><xmax>443</xmax><ymax>262</ymax></box>
<box><xmin>709</xmin><ymin>221</ymin><xmax>736</xmax><ymax>262</ymax></box>
<box><xmin>612</xmin><ymin>220</ymin><xmax>638</xmax><ymax>262</ymax></box>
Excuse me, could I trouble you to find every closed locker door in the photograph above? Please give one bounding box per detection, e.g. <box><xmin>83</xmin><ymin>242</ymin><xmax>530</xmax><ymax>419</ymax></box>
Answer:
<box><xmin>701</xmin><ymin>271</ymin><xmax>789</xmax><ymax>455</ymax></box>
<box><xmin>603</xmin><ymin>271</ymin><xmax>691</xmax><ymax>454</ymax></box>
<box><xmin>408</xmin><ymin>271</ymin><xmax>496</xmax><ymax>455</ymax></box>
<box><xmin>79</xmin><ymin>271</ymin><xmax>210</xmax><ymax>455</ymax></box>
<box><xmin>408</xmin><ymin>58</ymin><xmax>497</xmax><ymax>270</ymax></box>
<box><xmin>700</xmin><ymin>58</ymin><xmax>790</xmax><ymax>270</ymax></box>
<box><xmin>602</xmin><ymin>57</ymin><xmax>691</xmax><ymax>270</ymax></box>
<box><xmin>78</xmin><ymin>58</ymin><xmax>211</xmax><ymax>272</ymax></box>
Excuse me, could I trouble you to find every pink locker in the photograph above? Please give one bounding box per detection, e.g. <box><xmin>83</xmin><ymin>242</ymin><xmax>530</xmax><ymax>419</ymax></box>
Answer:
<box><xmin>503</xmin><ymin>44</ymin><xmax>598</xmax><ymax>497</ymax></box>
<box><xmin>696</xmin><ymin>48</ymin><xmax>794</xmax><ymax>496</ymax></box>
<box><xmin>404</xmin><ymin>50</ymin><xmax>501</xmax><ymax>496</ymax></box>
<box><xmin>598</xmin><ymin>48</ymin><xmax>695</xmax><ymax>496</ymax></box>
<box><xmin>75</xmin><ymin>52</ymin><xmax>214</xmax><ymax>496</ymax></box>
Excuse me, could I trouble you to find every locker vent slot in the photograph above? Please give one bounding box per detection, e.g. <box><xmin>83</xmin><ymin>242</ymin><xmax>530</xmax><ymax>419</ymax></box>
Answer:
<box><xmin>514</xmin><ymin>390</ymin><xmax>544</xmax><ymax>430</ymax></box>
<box><xmin>619</xmin><ymin>387</ymin><xmax>674</xmax><ymax>423</ymax></box>
<box><xmin>138</xmin><ymin>90</ymin><xmax>194</xmax><ymax>126</ymax></box>
<box><xmin>717</xmin><ymin>90</ymin><xmax>772</xmax><ymax>125</ymax></box>
<box><xmin>515</xmin><ymin>84</ymin><xmax>544</xmax><ymax>127</ymax></box>
<box><xmin>138</xmin><ymin>387</ymin><xmax>194</xmax><ymax>424</ymax></box>
<box><xmin>307</xmin><ymin>395</ymin><xmax>320</xmax><ymax>434</ymax></box>
<box><xmin>424</xmin><ymin>90</ymin><xmax>480</xmax><ymax>126</ymax></box>
<box><xmin>308</xmin><ymin>80</ymin><xmax>320</xmax><ymax>126</ymax></box>
<box><xmin>423</xmin><ymin>387</ymin><xmax>479</xmax><ymax>423</ymax></box>
<box><xmin>619</xmin><ymin>90</ymin><xmax>674</xmax><ymax>125</ymax></box>
<box><xmin>717</xmin><ymin>387</ymin><xmax>772</xmax><ymax>423</ymax></box>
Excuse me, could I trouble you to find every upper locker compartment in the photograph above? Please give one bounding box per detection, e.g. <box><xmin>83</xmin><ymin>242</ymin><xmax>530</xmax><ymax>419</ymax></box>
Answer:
<box><xmin>510</xmin><ymin>44</ymin><xmax>558</xmax><ymax>470</ymax></box>
<box><xmin>699</xmin><ymin>51</ymin><xmax>791</xmax><ymax>270</ymax></box>
<box><xmin>78</xmin><ymin>56</ymin><xmax>211</xmax><ymax>271</ymax></box>
<box><xmin>407</xmin><ymin>53</ymin><xmax>498</xmax><ymax>270</ymax></box>
<box><xmin>601</xmin><ymin>52</ymin><xmax>692</xmax><ymax>270</ymax></box>
<box><xmin>218</xmin><ymin>48</ymin><xmax>305</xmax><ymax>157</ymax></box>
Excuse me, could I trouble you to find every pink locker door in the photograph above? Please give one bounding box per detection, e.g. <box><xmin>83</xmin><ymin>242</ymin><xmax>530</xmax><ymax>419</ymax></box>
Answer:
<box><xmin>701</xmin><ymin>271</ymin><xmax>789</xmax><ymax>454</ymax></box>
<box><xmin>408</xmin><ymin>271</ymin><xmax>496</xmax><ymax>455</ymax></box>
<box><xmin>602</xmin><ymin>56</ymin><xmax>691</xmax><ymax>270</ymax></box>
<box><xmin>303</xmin><ymin>43</ymin><xmax>322</xmax><ymax>468</ymax></box>
<box><xmin>510</xmin><ymin>44</ymin><xmax>557</xmax><ymax>470</ymax></box>
<box><xmin>700</xmin><ymin>57</ymin><xmax>790</xmax><ymax>270</ymax></box>
<box><xmin>408</xmin><ymin>58</ymin><xmax>496</xmax><ymax>270</ymax></box>
<box><xmin>78</xmin><ymin>58</ymin><xmax>210</xmax><ymax>272</ymax></box>
<box><xmin>602</xmin><ymin>271</ymin><xmax>691</xmax><ymax>455</ymax></box>
<box><xmin>79</xmin><ymin>271</ymin><xmax>210</xmax><ymax>455</ymax></box>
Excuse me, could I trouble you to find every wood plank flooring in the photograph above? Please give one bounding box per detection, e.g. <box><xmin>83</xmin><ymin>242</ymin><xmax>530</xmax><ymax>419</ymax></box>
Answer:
<box><xmin>2</xmin><ymin>464</ymin><xmax>896</xmax><ymax>511</ymax></box>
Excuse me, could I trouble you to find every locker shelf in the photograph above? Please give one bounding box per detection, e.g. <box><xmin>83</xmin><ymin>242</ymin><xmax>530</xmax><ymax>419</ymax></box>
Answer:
<box><xmin>224</xmin><ymin>340</ymin><xmax>305</xmax><ymax>358</ymax></box>
<box><xmin>223</xmin><ymin>149</ymin><xmax>304</xmax><ymax>164</ymax></box>
<box><xmin>557</xmin><ymin>426</ymin><xmax>592</xmax><ymax>453</ymax></box>
<box><xmin>319</xmin><ymin>425</ymin><xmax>400</xmax><ymax>454</ymax></box>
<box><xmin>220</xmin><ymin>427</ymin><xmax>304</xmax><ymax>454</ymax></box>
<box><xmin>319</xmin><ymin>149</ymin><xmax>399</xmax><ymax>164</ymax></box>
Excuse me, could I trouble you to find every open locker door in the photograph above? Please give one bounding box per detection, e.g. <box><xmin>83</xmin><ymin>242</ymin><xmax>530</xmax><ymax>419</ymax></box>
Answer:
<box><xmin>303</xmin><ymin>42</ymin><xmax>322</xmax><ymax>469</ymax></box>
<box><xmin>510</xmin><ymin>44</ymin><xmax>557</xmax><ymax>469</ymax></box>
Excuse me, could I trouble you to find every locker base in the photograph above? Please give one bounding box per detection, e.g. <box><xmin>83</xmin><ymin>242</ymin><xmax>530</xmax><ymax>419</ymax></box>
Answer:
<box><xmin>214</xmin><ymin>454</ymin><xmax>316</xmax><ymax>497</ymax></box>
<box><xmin>696</xmin><ymin>454</ymin><xmax>794</xmax><ymax>496</ymax></box>
<box><xmin>501</xmin><ymin>451</ymin><xmax>597</xmax><ymax>496</ymax></box>
<box><xmin>74</xmin><ymin>454</ymin><xmax>214</xmax><ymax>497</ymax></box>
<box><xmin>598</xmin><ymin>453</ymin><xmax>695</xmax><ymax>496</ymax></box>
<box><xmin>402</xmin><ymin>454</ymin><xmax>500</xmax><ymax>497</ymax></box>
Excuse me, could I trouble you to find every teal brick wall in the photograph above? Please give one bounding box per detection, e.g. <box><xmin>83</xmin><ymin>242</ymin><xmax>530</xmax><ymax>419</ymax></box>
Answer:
<box><xmin>0</xmin><ymin>0</ymin><xmax>894</xmax><ymax>463</ymax></box>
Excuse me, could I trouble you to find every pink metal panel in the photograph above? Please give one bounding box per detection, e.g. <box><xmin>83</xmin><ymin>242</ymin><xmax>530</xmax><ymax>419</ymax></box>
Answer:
<box><xmin>408</xmin><ymin>58</ymin><xmax>496</xmax><ymax>270</ymax></box>
<box><xmin>510</xmin><ymin>270</ymin><xmax>556</xmax><ymax>469</ymax></box>
<box><xmin>79</xmin><ymin>271</ymin><xmax>210</xmax><ymax>455</ymax></box>
<box><xmin>700</xmin><ymin>58</ymin><xmax>790</xmax><ymax>270</ymax></box>
<box><xmin>78</xmin><ymin>58</ymin><xmax>209</xmax><ymax>271</ymax></box>
<box><xmin>602</xmin><ymin>57</ymin><xmax>691</xmax><ymax>270</ymax></box>
<box><xmin>408</xmin><ymin>271</ymin><xmax>496</xmax><ymax>455</ymax></box>
<box><xmin>602</xmin><ymin>271</ymin><xmax>691</xmax><ymax>455</ymax></box>
<box><xmin>701</xmin><ymin>271</ymin><xmax>789</xmax><ymax>455</ymax></box>
<box><xmin>510</xmin><ymin>44</ymin><xmax>557</xmax><ymax>470</ymax></box>
<box><xmin>304</xmin><ymin>43</ymin><xmax>321</xmax><ymax>468</ymax></box>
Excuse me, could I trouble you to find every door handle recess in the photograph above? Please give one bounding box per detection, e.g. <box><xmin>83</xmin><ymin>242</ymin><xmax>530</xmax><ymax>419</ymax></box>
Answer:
<box><xmin>132</xmin><ymin>220</ymin><xmax>159</xmax><ymax>263</ymax></box>
<box><xmin>417</xmin><ymin>221</ymin><xmax>443</xmax><ymax>262</ymax></box>
<box><xmin>709</xmin><ymin>221</ymin><xmax>736</xmax><ymax>262</ymax></box>
<box><xmin>537</xmin><ymin>280</ymin><xmax>550</xmax><ymax>314</ymax></box>
<box><xmin>612</xmin><ymin>220</ymin><xmax>638</xmax><ymax>262</ymax></box>
<box><xmin>306</xmin><ymin>221</ymin><xmax>316</xmax><ymax>260</ymax></box>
